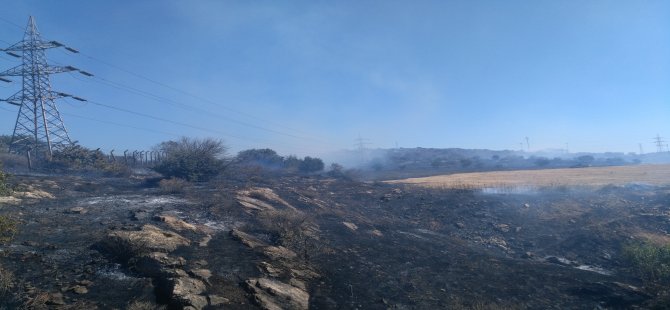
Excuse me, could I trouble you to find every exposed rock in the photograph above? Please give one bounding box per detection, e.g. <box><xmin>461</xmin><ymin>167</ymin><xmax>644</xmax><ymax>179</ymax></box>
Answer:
<box><xmin>246</xmin><ymin>277</ymin><xmax>309</xmax><ymax>310</ymax></box>
<box><xmin>0</xmin><ymin>196</ymin><xmax>21</xmax><ymax>204</ymax></box>
<box><xmin>208</xmin><ymin>294</ymin><xmax>229</xmax><ymax>306</ymax></box>
<box><xmin>263</xmin><ymin>246</ymin><xmax>297</xmax><ymax>260</ymax></box>
<box><xmin>71</xmin><ymin>285</ymin><xmax>88</xmax><ymax>294</ymax></box>
<box><xmin>198</xmin><ymin>234</ymin><xmax>212</xmax><ymax>247</ymax></box>
<box><xmin>342</xmin><ymin>221</ymin><xmax>358</xmax><ymax>231</ymax></box>
<box><xmin>189</xmin><ymin>268</ymin><xmax>212</xmax><ymax>285</ymax></box>
<box><xmin>13</xmin><ymin>186</ymin><xmax>55</xmax><ymax>199</ymax></box>
<box><xmin>170</xmin><ymin>270</ymin><xmax>208</xmax><ymax>309</ymax></box>
<box><xmin>369</xmin><ymin>229</ymin><xmax>384</xmax><ymax>237</ymax></box>
<box><xmin>236</xmin><ymin>187</ymin><xmax>295</xmax><ymax>211</ymax></box>
<box><xmin>494</xmin><ymin>223</ymin><xmax>510</xmax><ymax>233</ymax></box>
<box><xmin>46</xmin><ymin>292</ymin><xmax>65</xmax><ymax>305</ymax></box>
<box><xmin>258</xmin><ymin>261</ymin><xmax>283</xmax><ymax>277</ymax></box>
<box><xmin>230</xmin><ymin>229</ymin><xmax>267</xmax><ymax>249</ymax></box>
<box><xmin>67</xmin><ymin>206</ymin><xmax>87</xmax><ymax>214</ymax></box>
<box><xmin>103</xmin><ymin>224</ymin><xmax>190</xmax><ymax>254</ymax></box>
<box><xmin>134</xmin><ymin>252</ymin><xmax>186</xmax><ymax>277</ymax></box>
<box><xmin>290</xmin><ymin>267</ymin><xmax>320</xmax><ymax>281</ymax></box>
<box><xmin>154</xmin><ymin>215</ymin><xmax>197</xmax><ymax>231</ymax></box>
<box><xmin>289</xmin><ymin>278</ymin><xmax>307</xmax><ymax>290</ymax></box>
<box><xmin>455</xmin><ymin>222</ymin><xmax>466</xmax><ymax>229</ymax></box>
<box><xmin>485</xmin><ymin>236</ymin><xmax>509</xmax><ymax>251</ymax></box>
<box><xmin>545</xmin><ymin>256</ymin><xmax>575</xmax><ymax>266</ymax></box>
<box><xmin>237</xmin><ymin>195</ymin><xmax>276</xmax><ymax>211</ymax></box>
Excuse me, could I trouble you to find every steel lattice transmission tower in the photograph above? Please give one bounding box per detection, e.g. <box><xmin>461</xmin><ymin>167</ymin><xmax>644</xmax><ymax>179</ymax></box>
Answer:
<box><xmin>0</xmin><ymin>16</ymin><xmax>91</xmax><ymax>157</ymax></box>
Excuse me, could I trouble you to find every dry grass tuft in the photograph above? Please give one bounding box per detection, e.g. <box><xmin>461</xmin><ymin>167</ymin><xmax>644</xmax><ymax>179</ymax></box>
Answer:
<box><xmin>158</xmin><ymin>177</ymin><xmax>189</xmax><ymax>194</ymax></box>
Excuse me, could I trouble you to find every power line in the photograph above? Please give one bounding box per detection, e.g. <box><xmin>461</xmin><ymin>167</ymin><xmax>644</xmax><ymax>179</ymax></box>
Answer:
<box><xmin>58</xmin><ymin>104</ymin><xmax>181</xmax><ymax>138</ymax></box>
<box><xmin>77</xmin><ymin>51</ymin><xmax>317</xmax><ymax>137</ymax></box>
<box><xmin>72</xmin><ymin>70</ymin><xmax>317</xmax><ymax>141</ymax></box>
<box><xmin>85</xmin><ymin>99</ymin><xmax>264</xmax><ymax>143</ymax></box>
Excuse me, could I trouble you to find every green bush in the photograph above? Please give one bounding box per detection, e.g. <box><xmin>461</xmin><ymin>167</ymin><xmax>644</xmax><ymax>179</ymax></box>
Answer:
<box><xmin>236</xmin><ymin>148</ymin><xmax>285</xmax><ymax>169</ymax></box>
<box><xmin>299</xmin><ymin>156</ymin><xmax>324</xmax><ymax>173</ymax></box>
<box><xmin>153</xmin><ymin>137</ymin><xmax>229</xmax><ymax>182</ymax></box>
<box><xmin>0</xmin><ymin>216</ymin><xmax>17</xmax><ymax>244</ymax></box>
<box><xmin>623</xmin><ymin>241</ymin><xmax>670</xmax><ymax>283</ymax></box>
<box><xmin>0</xmin><ymin>164</ymin><xmax>11</xmax><ymax>197</ymax></box>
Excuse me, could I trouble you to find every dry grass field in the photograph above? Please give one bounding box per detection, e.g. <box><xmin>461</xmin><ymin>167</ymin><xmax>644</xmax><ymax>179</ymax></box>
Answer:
<box><xmin>386</xmin><ymin>164</ymin><xmax>670</xmax><ymax>189</ymax></box>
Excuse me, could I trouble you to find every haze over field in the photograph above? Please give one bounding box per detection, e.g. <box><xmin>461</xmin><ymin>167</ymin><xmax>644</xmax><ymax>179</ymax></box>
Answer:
<box><xmin>0</xmin><ymin>1</ymin><xmax>668</xmax><ymax>156</ymax></box>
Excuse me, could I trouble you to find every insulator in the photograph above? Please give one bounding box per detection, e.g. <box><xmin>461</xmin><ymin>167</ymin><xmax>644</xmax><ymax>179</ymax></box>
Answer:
<box><xmin>64</xmin><ymin>46</ymin><xmax>79</xmax><ymax>53</ymax></box>
<box><xmin>79</xmin><ymin>70</ymin><xmax>93</xmax><ymax>77</ymax></box>
<box><xmin>71</xmin><ymin>96</ymin><xmax>87</xmax><ymax>102</ymax></box>
<box><xmin>5</xmin><ymin>52</ymin><xmax>20</xmax><ymax>58</ymax></box>
<box><xmin>0</xmin><ymin>77</ymin><xmax>11</xmax><ymax>83</ymax></box>
<box><xmin>50</xmin><ymin>41</ymin><xmax>64</xmax><ymax>47</ymax></box>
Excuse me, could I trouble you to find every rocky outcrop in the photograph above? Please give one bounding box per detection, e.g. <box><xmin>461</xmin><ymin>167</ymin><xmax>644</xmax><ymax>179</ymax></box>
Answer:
<box><xmin>246</xmin><ymin>277</ymin><xmax>309</xmax><ymax>310</ymax></box>
<box><xmin>231</xmin><ymin>228</ymin><xmax>319</xmax><ymax>309</ymax></box>
<box><xmin>98</xmin><ymin>224</ymin><xmax>224</xmax><ymax>310</ymax></box>
<box><xmin>230</xmin><ymin>229</ymin><xmax>298</xmax><ymax>260</ymax></box>
<box><xmin>102</xmin><ymin>224</ymin><xmax>190</xmax><ymax>255</ymax></box>
<box><xmin>154</xmin><ymin>215</ymin><xmax>197</xmax><ymax>231</ymax></box>
<box><xmin>236</xmin><ymin>187</ymin><xmax>295</xmax><ymax>212</ymax></box>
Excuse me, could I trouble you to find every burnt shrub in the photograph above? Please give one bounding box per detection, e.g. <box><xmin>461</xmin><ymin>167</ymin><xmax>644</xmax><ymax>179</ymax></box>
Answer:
<box><xmin>153</xmin><ymin>137</ymin><xmax>229</xmax><ymax>182</ymax></box>
<box><xmin>256</xmin><ymin>209</ymin><xmax>324</xmax><ymax>262</ymax></box>
<box><xmin>46</xmin><ymin>144</ymin><xmax>131</xmax><ymax>176</ymax></box>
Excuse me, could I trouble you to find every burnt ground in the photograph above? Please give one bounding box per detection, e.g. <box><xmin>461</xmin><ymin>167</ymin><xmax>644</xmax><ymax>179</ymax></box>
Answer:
<box><xmin>0</xmin><ymin>172</ymin><xmax>668</xmax><ymax>309</ymax></box>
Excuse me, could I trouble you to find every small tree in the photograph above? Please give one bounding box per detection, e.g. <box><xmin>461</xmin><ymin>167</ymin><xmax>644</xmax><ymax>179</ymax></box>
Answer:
<box><xmin>283</xmin><ymin>155</ymin><xmax>301</xmax><ymax>172</ymax></box>
<box><xmin>153</xmin><ymin>137</ymin><xmax>229</xmax><ymax>182</ymax></box>
<box><xmin>299</xmin><ymin>156</ymin><xmax>324</xmax><ymax>173</ymax></box>
<box><xmin>236</xmin><ymin>148</ymin><xmax>284</xmax><ymax>169</ymax></box>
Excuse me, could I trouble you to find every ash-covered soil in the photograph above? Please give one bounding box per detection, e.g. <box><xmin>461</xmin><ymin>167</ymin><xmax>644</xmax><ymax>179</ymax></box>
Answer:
<box><xmin>0</xmin><ymin>173</ymin><xmax>668</xmax><ymax>309</ymax></box>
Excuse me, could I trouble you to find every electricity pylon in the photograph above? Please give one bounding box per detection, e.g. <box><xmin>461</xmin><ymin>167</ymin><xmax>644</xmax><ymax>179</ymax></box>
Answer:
<box><xmin>653</xmin><ymin>134</ymin><xmax>665</xmax><ymax>153</ymax></box>
<box><xmin>0</xmin><ymin>16</ymin><xmax>91</xmax><ymax>157</ymax></box>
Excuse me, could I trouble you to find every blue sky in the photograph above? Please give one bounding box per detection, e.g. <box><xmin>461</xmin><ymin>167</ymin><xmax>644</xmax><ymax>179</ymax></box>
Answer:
<box><xmin>0</xmin><ymin>1</ymin><xmax>668</xmax><ymax>156</ymax></box>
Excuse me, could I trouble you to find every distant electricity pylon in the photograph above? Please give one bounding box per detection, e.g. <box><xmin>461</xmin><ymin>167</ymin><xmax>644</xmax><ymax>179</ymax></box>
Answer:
<box><xmin>653</xmin><ymin>134</ymin><xmax>665</xmax><ymax>153</ymax></box>
<box><xmin>354</xmin><ymin>135</ymin><xmax>371</xmax><ymax>161</ymax></box>
<box><xmin>0</xmin><ymin>16</ymin><xmax>91</xmax><ymax>157</ymax></box>
<box><xmin>525</xmin><ymin>136</ymin><xmax>530</xmax><ymax>151</ymax></box>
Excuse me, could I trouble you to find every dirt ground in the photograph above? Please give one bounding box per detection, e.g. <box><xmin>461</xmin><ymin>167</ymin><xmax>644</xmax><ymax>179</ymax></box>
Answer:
<box><xmin>0</xmin><ymin>170</ymin><xmax>668</xmax><ymax>309</ymax></box>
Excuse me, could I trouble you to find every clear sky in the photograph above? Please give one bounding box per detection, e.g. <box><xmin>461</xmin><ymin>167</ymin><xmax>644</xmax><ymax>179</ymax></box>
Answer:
<box><xmin>0</xmin><ymin>1</ymin><xmax>668</xmax><ymax>156</ymax></box>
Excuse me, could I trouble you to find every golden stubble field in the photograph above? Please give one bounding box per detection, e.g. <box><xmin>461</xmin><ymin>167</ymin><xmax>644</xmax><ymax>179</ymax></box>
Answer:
<box><xmin>386</xmin><ymin>164</ymin><xmax>670</xmax><ymax>189</ymax></box>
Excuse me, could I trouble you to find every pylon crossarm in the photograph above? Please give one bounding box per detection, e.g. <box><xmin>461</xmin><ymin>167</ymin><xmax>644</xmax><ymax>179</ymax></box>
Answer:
<box><xmin>0</xmin><ymin>65</ymin><xmax>79</xmax><ymax>76</ymax></box>
<box><xmin>0</xmin><ymin>90</ymin><xmax>22</xmax><ymax>106</ymax></box>
<box><xmin>0</xmin><ymin>65</ymin><xmax>25</xmax><ymax>77</ymax></box>
<box><xmin>2</xmin><ymin>40</ymin><xmax>69</xmax><ymax>52</ymax></box>
<box><xmin>45</xmin><ymin>65</ymin><xmax>80</xmax><ymax>75</ymax></box>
